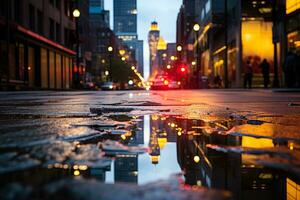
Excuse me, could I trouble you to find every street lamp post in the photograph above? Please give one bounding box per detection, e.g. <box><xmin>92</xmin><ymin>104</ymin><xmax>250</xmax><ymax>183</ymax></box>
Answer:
<box><xmin>108</xmin><ymin>46</ymin><xmax>113</xmax><ymax>82</ymax></box>
<box><xmin>224</xmin><ymin>0</ymin><xmax>229</xmax><ymax>88</ymax></box>
<box><xmin>272</xmin><ymin>0</ymin><xmax>280</xmax><ymax>88</ymax></box>
<box><xmin>193</xmin><ymin>23</ymin><xmax>200</xmax><ymax>89</ymax></box>
<box><xmin>177</xmin><ymin>44</ymin><xmax>182</xmax><ymax>61</ymax></box>
<box><xmin>73</xmin><ymin>9</ymin><xmax>80</xmax><ymax>88</ymax></box>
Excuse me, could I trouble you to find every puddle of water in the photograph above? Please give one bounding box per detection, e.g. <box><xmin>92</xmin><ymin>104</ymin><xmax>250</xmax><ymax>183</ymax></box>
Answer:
<box><xmin>1</xmin><ymin>113</ymin><xmax>300</xmax><ymax>200</ymax></box>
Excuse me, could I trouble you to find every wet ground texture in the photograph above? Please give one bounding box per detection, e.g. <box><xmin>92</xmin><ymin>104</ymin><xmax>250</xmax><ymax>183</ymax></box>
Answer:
<box><xmin>0</xmin><ymin>90</ymin><xmax>300</xmax><ymax>200</ymax></box>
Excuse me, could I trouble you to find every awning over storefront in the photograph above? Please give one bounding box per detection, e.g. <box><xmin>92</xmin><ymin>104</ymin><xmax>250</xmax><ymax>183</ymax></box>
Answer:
<box><xmin>16</xmin><ymin>25</ymin><xmax>76</xmax><ymax>56</ymax></box>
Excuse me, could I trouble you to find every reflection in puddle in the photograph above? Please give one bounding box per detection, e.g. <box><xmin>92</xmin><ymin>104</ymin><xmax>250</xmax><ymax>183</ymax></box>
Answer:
<box><xmin>1</xmin><ymin>114</ymin><xmax>300</xmax><ymax>200</ymax></box>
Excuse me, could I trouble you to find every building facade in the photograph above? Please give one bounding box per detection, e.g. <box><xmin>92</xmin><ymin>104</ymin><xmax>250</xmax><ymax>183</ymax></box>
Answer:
<box><xmin>113</xmin><ymin>0</ymin><xmax>144</xmax><ymax>76</ymax></box>
<box><xmin>148</xmin><ymin>21</ymin><xmax>160</xmax><ymax>79</ymax></box>
<box><xmin>177</xmin><ymin>0</ymin><xmax>291</xmax><ymax>88</ymax></box>
<box><xmin>0</xmin><ymin>0</ymin><xmax>76</xmax><ymax>89</ymax></box>
<box><xmin>88</xmin><ymin>0</ymin><xmax>111</xmax><ymax>82</ymax></box>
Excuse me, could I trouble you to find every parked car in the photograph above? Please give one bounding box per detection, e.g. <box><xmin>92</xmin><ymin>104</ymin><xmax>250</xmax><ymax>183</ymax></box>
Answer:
<box><xmin>150</xmin><ymin>75</ymin><xmax>180</xmax><ymax>90</ymax></box>
<box><xmin>101</xmin><ymin>82</ymin><xmax>115</xmax><ymax>90</ymax></box>
<box><xmin>168</xmin><ymin>81</ymin><xmax>181</xmax><ymax>89</ymax></box>
<box><xmin>83</xmin><ymin>82</ymin><xmax>95</xmax><ymax>90</ymax></box>
<box><xmin>150</xmin><ymin>75</ymin><xmax>169</xmax><ymax>90</ymax></box>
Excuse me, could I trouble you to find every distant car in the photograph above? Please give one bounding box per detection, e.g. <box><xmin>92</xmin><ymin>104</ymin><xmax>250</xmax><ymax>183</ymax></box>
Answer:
<box><xmin>150</xmin><ymin>75</ymin><xmax>169</xmax><ymax>90</ymax></box>
<box><xmin>150</xmin><ymin>75</ymin><xmax>181</xmax><ymax>90</ymax></box>
<box><xmin>83</xmin><ymin>82</ymin><xmax>95</xmax><ymax>90</ymax></box>
<box><xmin>101</xmin><ymin>82</ymin><xmax>115</xmax><ymax>90</ymax></box>
<box><xmin>168</xmin><ymin>81</ymin><xmax>181</xmax><ymax>89</ymax></box>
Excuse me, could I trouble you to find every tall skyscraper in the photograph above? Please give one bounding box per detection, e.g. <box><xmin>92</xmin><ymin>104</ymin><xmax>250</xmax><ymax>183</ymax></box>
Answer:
<box><xmin>148</xmin><ymin>21</ymin><xmax>160</xmax><ymax>78</ymax></box>
<box><xmin>113</xmin><ymin>0</ymin><xmax>137</xmax><ymax>39</ymax></box>
<box><xmin>113</xmin><ymin>0</ymin><xmax>144</xmax><ymax>76</ymax></box>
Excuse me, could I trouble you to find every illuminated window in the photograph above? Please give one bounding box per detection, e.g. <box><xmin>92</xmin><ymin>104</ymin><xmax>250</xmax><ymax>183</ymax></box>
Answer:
<box><xmin>286</xmin><ymin>0</ymin><xmax>300</xmax><ymax>14</ymax></box>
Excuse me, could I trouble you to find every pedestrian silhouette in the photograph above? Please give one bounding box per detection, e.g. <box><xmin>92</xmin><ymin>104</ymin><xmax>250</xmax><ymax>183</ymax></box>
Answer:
<box><xmin>284</xmin><ymin>51</ymin><xmax>297</xmax><ymax>88</ymax></box>
<box><xmin>259</xmin><ymin>59</ymin><xmax>270</xmax><ymax>88</ymax></box>
<box><xmin>214</xmin><ymin>74</ymin><xmax>222</xmax><ymax>88</ymax></box>
<box><xmin>244</xmin><ymin>60</ymin><xmax>253</xmax><ymax>89</ymax></box>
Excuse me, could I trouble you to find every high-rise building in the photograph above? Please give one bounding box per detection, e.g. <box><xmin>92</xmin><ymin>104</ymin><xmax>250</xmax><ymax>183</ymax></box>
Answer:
<box><xmin>113</xmin><ymin>0</ymin><xmax>137</xmax><ymax>39</ymax></box>
<box><xmin>148</xmin><ymin>21</ymin><xmax>160</xmax><ymax>78</ymax></box>
<box><xmin>113</xmin><ymin>0</ymin><xmax>143</xmax><ymax>76</ymax></box>
<box><xmin>88</xmin><ymin>0</ymin><xmax>111</xmax><ymax>82</ymax></box>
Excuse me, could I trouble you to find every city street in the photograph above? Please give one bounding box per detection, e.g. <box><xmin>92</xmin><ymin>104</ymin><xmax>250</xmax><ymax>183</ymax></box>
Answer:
<box><xmin>0</xmin><ymin>90</ymin><xmax>300</xmax><ymax>199</ymax></box>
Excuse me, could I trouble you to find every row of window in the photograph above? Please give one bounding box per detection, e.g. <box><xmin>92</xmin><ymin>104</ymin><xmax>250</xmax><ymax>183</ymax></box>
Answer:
<box><xmin>28</xmin><ymin>3</ymin><xmax>74</xmax><ymax>48</ymax></box>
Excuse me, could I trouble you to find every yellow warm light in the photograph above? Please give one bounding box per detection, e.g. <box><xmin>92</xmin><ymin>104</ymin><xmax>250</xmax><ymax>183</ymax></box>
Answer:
<box><xmin>74</xmin><ymin>170</ymin><xmax>80</xmax><ymax>176</ymax></box>
<box><xmin>107</xmin><ymin>46</ymin><xmax>113</xmax><ymax>52</ymax></box>
<box><xmin>193</xmin><ymin>23</ymin><xmax>200</xmax><ymax>32</ymax></box>
<box><xmin>287</xmin><ymin>178</ymin><xmax>300</xmax><ymax>199</ymax></box>
<box><xmin>73</xmin><ymin>9</ymin><xmax>80</xmax><ymax>18</ymax></box>
<box><xmin>119</xmin><ymin>49</ymin><xmax>126</xmax><ymax>55</ymax></box>
<box><xmin>79</xmin><ymin>165</ymin><xmax>88</xmax><ymax>171</ymax></box>
<box><xmin>121</xmin><ymin>134</ymin><xmax>126</xmax><ymax>140</ymax></box>
<box><xmin>177</xmin><ymin>45</ymin><xmax>183</xmax><ymax>52</ymax></box>
<box><xmin>194</xmin><ymin>155</ymin><xmax>200</xmax><ymax>163</ymax></box>
<box><xmin>242</xmin><ymin>21</ymin><xmax>273</xmax><ymax>62</ymax></box>
<box><xmin>158</xmin><ymin>137</ymin><xmax>167</xmax><ymax>149</ymax></box>
<box><xmin>157</xmin><ymin>37</ymin><xmax>167</xmax><ymax>50</ymax></box>
<box><xmin>73</xmin><ymin>165</ymin><xmax>79</xmax><ymax>170</ymax></box>
<box><xmin>121</xmin><ymin>57</ymin><xmax>126</xmax><ymax>61</ymax></box>
<box><xmin>150</xmin><ymin>155</ymin><xmax>160</xmax><ymax>164</ymax></box>
<box><xmin>150</xmin><ymin>22</ymin><xmax>159</xmax><ymax>31</ymax></box>
<box><xmin>171</xmin><ymin>56</ymin><xmax>175</xmax><ymax>61</ymax></box>
<box><xmin>286</xmin><ymin>0</ymin><xmax>300</xmax><ymax>14</ymax></box>
<box><xmin>242</xmin><ymin>136</ymin><xmax>274</xmax><ymax>148</ymax></box>
<box><xmin>131</xmin><ymin>66</ymin><xmax>135</xmax><ymax>70</ymax></box>
<box><xmin>167</xmin><ymin>64</ymin><xmax>171</xmax><ymax>69</ymax></box>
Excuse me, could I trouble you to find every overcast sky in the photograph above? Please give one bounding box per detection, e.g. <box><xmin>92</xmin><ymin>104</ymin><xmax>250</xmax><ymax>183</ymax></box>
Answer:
<box><xmin>104</xmin><ymin>0</ymin><xmax>182</xmax><ymax>79</ymax></box>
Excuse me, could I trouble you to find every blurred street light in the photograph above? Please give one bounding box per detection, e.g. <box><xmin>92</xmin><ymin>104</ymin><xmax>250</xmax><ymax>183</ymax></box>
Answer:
<box><xmin>121</xmin><ymin>57</ymin><xmax>126</xmax><ymax>61</ymax></box>
<box><xmin>177</xmin><ymin>45</ymin><xmax>182</xmax><ymax>52</ymax></box>
<box><xmin>193</xmin><ymin>23</ymin><xmax>200</xmax><ymax>32</ymax></box>
<box><xmin>73</xmin><ymin>9</ymin><xmax>80</xmax><ymax>18</ymax></box>
<box><xmin>128</xmin><ymin>80</ymin><xmax>134</xmax><ymax>85</ymax></box>
<box><xmin>119</xmin><ymin>49</ymin><xmax>125</xmax><ymax>55</ymax></box>
<box><xmin>131</xmin><ymin>66</ymin><xmax>136</xmax><ymax>70</ymax></box>
<box><xmin>105</xmin><ymin>70</ymin><xmax>109</xmax><ymax>76</ymax></box>
<box><xmin>107</xmin><ymin>46</ymin><xmax>113</xmax><ymax>81</ymax></box>
<box><xmin>108</xmin><ymin>46</ymin><xmax>113</xmax><ymax>52</ymax></box>
<box><xmin>194</xmin><ymin>23</ymin><xmax>201</xmax><ymax>88</ymax></box>
<box><xmin>73</xmin><ymin>8</ymin><xmax>80</xmax><ymax>88</ymax></box>
<box><xmin>167</xmin><ymin>64</ymin><xmax>171</xmax><ymax>69</ymax></box>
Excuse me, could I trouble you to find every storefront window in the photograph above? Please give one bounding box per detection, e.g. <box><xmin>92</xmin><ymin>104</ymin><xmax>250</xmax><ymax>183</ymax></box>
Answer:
<box><xmin>56</xmin><ymin>54</ymin><xmax>62</xmax><ymax>89</ymax></box>
<box><xmin>18</xmin><ymin>44</ymin><xmax>25</xmax><ymax>81</ymax></box>
<box><xmin>41</xmin><ymin>48</ymin><xmax>48</xmax><ymax>88</ymax></box>
<box><xmin>242</xmin><ymin>20</ymin><xmax>274</xmax><ymax>74</ymax></box>
<box><xmin>49</xmin><ymin>51</ymin><xmax>55</xmax><ymax>89</ymax></box>
<box><xmin>65</xmin><ymin>57</ymin><xmax>70</xmax><ymax>89</ymax></box>
<box><xmin>28</xmin><ymin>47</ymin><xmax>35</xmax><ymax>87</ymax></box>
<box><xmin>286</xmin><ymin>0</ymin><xmax>300</xmax><ymax>14</ymax></box>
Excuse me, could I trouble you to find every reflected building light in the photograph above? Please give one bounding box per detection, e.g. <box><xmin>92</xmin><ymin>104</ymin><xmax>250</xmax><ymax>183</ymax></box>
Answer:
<box><xmin>79</xmin><ymin>165</ymin><xmax>88</xmax><ymax>171</ymax></box>
<box><xmin>144</xmin><ymin>115</ymin><xmax>150</xmax><ymax>145</ymax></box>
<box><xmin>73</xmin><ymin>165</ymin><xmax>79</xmax><ymax>170</ymax></box>
<box><xmin>74</xmin><ymin>170</ymin><xmax>80</xmax><ymax>176</ymax></box>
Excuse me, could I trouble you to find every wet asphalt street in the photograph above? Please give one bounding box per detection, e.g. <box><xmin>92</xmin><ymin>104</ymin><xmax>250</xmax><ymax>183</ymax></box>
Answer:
<box><xmin>0</xmin><ymin>89</ymin><xmax>300</xmax><ymax>200</ymax></box>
